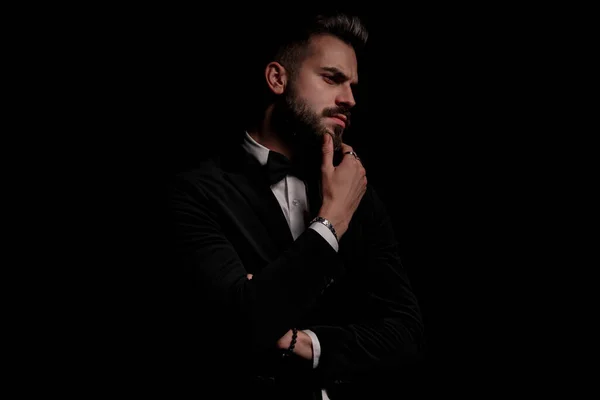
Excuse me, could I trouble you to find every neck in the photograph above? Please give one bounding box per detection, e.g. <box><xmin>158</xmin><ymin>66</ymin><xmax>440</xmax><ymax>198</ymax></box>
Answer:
<box><xmin>247</xmin><ymin>105</ymin><xmax>297</xmax><ymax>161</ymax></box>
<box><xmin>247</xmin><ymin>106</ymin><xmax>324</xmax><ymax>180</ymax></box>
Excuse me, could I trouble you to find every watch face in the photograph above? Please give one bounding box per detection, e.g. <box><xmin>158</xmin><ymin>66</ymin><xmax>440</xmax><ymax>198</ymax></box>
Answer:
<box><xmin>311</xmin><ymin>217</ymin><xmax>337</xmax><ymax>240</ymax></box>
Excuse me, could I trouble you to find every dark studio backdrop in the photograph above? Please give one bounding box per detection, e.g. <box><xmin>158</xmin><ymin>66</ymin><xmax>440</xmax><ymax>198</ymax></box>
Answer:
<box><xmin>83</xmin><ymin>6</ymin><xmax>575</xmax><ymax>394</ymax></box>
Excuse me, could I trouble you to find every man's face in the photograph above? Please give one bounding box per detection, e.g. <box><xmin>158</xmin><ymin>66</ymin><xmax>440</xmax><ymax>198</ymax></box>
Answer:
<box><xmin>274</xmin><ymin>34</ymin><xmax>359</xmax><ymax>153</ymax></box>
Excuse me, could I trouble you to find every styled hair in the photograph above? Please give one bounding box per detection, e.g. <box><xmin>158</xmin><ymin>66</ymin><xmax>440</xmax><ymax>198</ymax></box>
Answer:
<box><xmin>272</xmin><ymin>13</ymin><xmax>369</xmax><ymax>76</ymax></box>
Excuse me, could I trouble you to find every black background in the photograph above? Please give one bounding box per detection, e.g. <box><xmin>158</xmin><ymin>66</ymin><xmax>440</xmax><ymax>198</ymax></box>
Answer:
<box><xmin>118</xmin><ymin>9</ymin><xmax>521</xmax><ymax>353</ymax></box>
<box><xmin>67</xmin><ymin>5</ymin><xmax>585</xmax><ymax>395</ymax></box>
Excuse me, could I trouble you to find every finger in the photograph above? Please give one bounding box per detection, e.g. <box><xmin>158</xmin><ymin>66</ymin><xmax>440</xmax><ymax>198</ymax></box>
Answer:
<box><xmin>321</xmin><ymin>134</ymin><xmax>334</xmax><ymax>174</ymax></box>
<box><xmin>340</xmin><ymin>143</ymin><xmax>353</xmax><ymax>153</ymax></box>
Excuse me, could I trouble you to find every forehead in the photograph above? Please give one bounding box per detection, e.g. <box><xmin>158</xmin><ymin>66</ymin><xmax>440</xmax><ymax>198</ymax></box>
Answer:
<box><xmin>303</xmin><ymin>34</ymin><xmax>358</xmax><ymax>83</ymax></box>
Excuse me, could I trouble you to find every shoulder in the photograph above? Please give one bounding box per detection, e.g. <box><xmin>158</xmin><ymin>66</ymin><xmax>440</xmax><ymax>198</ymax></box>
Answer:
<box><xmin>348</xmin><ymin>183</ymin><xmax>397</xmax><ymax>231</ymax></box>
<box><xmin>176</xmin><ymin>156</ymin><xmax>223</xmax><ymax>182</ymax></box>
<box><xmin>360</xmin><ymin>183</ymin><xmax>389</xmax><ymax>213</ymax></box>
<box><xmin>168</xmin><ymin>131</ymin><xmax>249</xmax><ymax>191</ymax></box>
<box><xmin>166</xmin><ymin>155</ymin><xmax>226</xmax><ymax>198</ymax></box>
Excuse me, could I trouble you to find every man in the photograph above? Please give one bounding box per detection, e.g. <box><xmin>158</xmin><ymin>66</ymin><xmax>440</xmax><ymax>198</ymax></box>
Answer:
<box><xmin>165</xmin><ymin>12</ymin><xmax>425</xmax><ymax>399</ymax></box>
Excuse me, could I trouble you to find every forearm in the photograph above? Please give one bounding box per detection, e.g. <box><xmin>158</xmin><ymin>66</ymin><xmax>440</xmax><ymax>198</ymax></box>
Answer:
<box><xmin>236</xmin><ymin>230</ymin><xmax>345</xmax><ymax>348</ymax></box>
<box><xmin>171</xmin><ymin>183</ymin><xmax>347</xmax><ymax>351</ymax></box>
<box><xmin>308</xmin><ymin>315</ymin><xmax>424</xmax><ymax>381</ymax></box>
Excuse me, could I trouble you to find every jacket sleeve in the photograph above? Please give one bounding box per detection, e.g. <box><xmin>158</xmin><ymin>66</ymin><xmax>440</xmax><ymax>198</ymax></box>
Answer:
<box><xmin>306</xmin><ymin>186</ymin><xmax>425</xmax><ymax>384</ymax></box>
<box><xmin>167</xmin><ymin>176</ymin><xmax>346</xmax><ymax>353</ymax></box>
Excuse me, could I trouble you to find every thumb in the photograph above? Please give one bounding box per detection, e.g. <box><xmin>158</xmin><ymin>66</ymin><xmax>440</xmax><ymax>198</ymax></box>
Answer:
<box><xmin>321</xmin><ymin>133</ymin><xmax>334</xmax><ymax>174</ymax></box>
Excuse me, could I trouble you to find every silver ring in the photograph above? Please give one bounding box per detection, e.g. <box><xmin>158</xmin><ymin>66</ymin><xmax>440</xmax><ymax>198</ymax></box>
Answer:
<box><xmin>344</xmin><ymin>151</ymin><xmax>359</xmax><ymax>160</ymax></box>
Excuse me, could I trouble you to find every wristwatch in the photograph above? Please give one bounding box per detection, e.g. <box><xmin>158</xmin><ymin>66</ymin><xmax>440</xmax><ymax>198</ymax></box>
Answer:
<box><xmin>309</xmin><ymin>216</ymin><xmax>338</xmax><ymax>242</ymax></box>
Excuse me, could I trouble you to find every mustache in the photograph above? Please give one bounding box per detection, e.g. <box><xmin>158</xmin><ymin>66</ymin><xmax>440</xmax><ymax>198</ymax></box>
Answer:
<box><xmin>323</xmin><ymin>107</ymin><xmax>351</xmax><ymax>127</ymax></box>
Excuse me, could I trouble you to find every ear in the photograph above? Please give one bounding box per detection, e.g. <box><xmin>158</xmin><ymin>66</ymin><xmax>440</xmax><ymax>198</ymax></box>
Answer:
<box><xmin>265</xmin><ymin>62</ymin><xmax>288</xmax><ymax>95</ymax></box>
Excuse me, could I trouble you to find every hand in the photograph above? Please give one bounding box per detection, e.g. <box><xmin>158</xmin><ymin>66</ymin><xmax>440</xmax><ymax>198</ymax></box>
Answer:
<box><xmin>319</xmin><ymin>133</ymin><xmax>367</xmax><ymax>239</ymax></box>
<box><xmin>276</xmin><ymin>329</ymin><xmax>313</xmax><ymax>361</ymax></box>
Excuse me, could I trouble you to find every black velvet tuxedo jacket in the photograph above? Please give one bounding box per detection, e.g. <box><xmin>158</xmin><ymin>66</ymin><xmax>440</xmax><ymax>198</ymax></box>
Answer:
<box><xmin>164</xmin><ymin>139</ymin><xmax>425</xmax><ymax>397</ymax></box>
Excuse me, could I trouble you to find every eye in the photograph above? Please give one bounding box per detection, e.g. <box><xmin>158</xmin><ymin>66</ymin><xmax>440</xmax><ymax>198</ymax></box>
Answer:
<box><xmin>323</xmin><ymin>75</ymin><xmax>336</xmax><ymax>84</ymax></box>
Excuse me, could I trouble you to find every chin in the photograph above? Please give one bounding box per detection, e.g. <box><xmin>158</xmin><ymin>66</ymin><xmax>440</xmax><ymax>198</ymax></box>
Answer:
<box><xmin>324</xmin><ymin>126</ymin><xmax>340</xmax><ymax>136</ymax></box>
<box><xmin>330</xmin><ymin>133</ymin><xmax>344</xmax><ymax>151</ymax></box>
<box><xmin>319</xmin><ymin>125</ymin><xmax>343</xmax><ymax>149</ymax></box>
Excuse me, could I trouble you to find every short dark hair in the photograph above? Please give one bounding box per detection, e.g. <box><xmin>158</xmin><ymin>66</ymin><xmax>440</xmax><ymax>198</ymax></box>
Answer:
<box><xmin>272</xmin><ymin>13</ymin><xmax>369</xmax><ymax>76</ymax></box>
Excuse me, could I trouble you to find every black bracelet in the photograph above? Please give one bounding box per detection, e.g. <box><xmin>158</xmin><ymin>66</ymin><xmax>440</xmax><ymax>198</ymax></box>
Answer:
<box><xmin>282</xmin><ymin>328</ymin><xmax>298</xmax><ymax>359</ymax></box>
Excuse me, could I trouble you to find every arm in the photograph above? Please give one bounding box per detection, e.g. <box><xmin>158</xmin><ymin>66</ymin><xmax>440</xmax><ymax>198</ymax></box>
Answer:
<box><xmin>243</xmin><ymin>276</ymin><xmax>321</xmax><ymax>368</ymax></box>
<box><xmin>168</xmin><ymin>177</ymin><xmax>345</xmax><ymax>352</ymax></box>
<box><xmin>306</xmin><ymin>186</ymin><xmax>425</xmax><ymax>383</ymax></box>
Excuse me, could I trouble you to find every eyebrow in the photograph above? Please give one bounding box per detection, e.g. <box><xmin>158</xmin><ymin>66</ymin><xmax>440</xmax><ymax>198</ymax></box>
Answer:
<box><xmin>321</xmin><ymin>66</ymin><xmax>358</xmax><ymax>85</ymax></box>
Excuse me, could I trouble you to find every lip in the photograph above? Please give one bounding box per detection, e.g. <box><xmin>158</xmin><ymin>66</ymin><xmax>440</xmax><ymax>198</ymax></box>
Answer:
<box><xmin>329</xmin><ymin>115</ymin><xmax>347</xmax><ymax>128</ymax></box>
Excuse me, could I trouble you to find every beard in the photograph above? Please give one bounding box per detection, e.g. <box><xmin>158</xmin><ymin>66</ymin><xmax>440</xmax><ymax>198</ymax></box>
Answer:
<box><xmin>271</xmin><ymin>83</ymin><xmax>350</xmax><ymax>169</ymax></box>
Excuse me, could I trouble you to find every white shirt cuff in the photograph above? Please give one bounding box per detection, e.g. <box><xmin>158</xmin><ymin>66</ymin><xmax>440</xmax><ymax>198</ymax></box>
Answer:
<box><xmin>309</xmin><ymin>222</ymin><xmax>339</xmax><ymax>252</ymax></box>
<box><xmin>301</xmin><ymin>329</ymin><xmax>321</xmax><ymax>369</ymax></box>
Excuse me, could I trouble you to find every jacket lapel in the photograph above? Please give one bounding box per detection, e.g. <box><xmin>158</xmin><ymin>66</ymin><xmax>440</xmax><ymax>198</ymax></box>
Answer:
<box><xmin>220</xmin><ymin>144</ymin><xmax>295</xmax><ymax>259</ymax></box>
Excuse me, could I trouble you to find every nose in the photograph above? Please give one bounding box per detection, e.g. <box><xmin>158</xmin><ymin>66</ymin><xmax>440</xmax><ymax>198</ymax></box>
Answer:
<box><xmin>336</xmin><ymin>85</ymin><xmax>356</xmax><ymax>109</ymax></box>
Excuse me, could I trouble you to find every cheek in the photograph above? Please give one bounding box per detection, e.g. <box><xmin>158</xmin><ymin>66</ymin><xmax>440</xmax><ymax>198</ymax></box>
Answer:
<box><xmin>300</xmin><ymin>81</ymin><xmax>333</xmax><ymax>116</ymax></box>
<box><xmin>305</xmin><ymin>99</ymin><xmax>327</xmax><ymax>118</ymax></box>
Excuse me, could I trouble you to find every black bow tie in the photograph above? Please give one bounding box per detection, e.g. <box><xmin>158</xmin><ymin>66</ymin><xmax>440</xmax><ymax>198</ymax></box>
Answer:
<box><xmin>264</xmin><ymin>151</ymin><xmax>306</xmax><ymax>185</ymax></box>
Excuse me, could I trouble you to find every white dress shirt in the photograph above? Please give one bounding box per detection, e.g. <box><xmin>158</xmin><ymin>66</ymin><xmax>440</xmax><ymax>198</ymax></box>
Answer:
<box><xmin>242</xmin><ymin>132</ymin><xmax>336</xmax><ymax>399</ymax></box>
